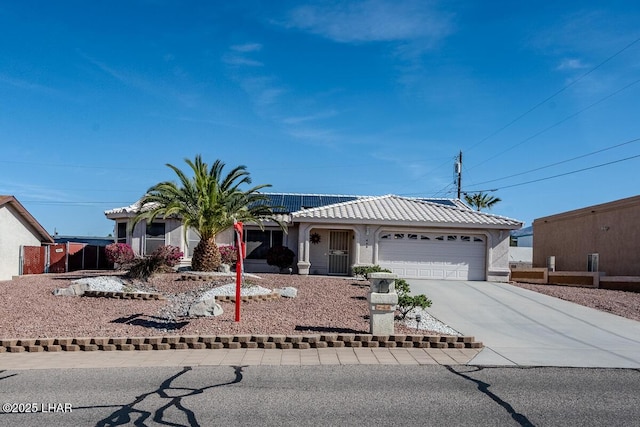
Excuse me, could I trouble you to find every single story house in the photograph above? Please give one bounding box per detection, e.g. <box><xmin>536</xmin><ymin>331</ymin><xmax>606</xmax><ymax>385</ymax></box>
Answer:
<box><xmin>0</xmin><ymin>195</ymin><xmax>54</xmax><ymax>281</ymax></box>
<box><xmin>105</xmin><ymin>193</ymin><xmax>522</xmax><ymax>282</ymax></box>
<box><xmin>533</xmin><ymin>195</ymin><xmax>640</xmax><ymax>276</ymax></box>
<box><xmin>510</xmin><ymin>226</ymin><xmax>533</xmax><ymax>247</ymax></box>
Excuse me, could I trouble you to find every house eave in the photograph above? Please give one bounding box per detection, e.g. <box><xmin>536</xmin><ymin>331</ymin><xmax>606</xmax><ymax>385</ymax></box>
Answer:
<box><xmin>292</xmin><ymin>217</ymin><xmax>522</xmax><ymax>230</ymax></box>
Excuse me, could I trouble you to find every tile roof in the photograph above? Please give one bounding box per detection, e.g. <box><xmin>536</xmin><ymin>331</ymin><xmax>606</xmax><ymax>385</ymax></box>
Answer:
<box><xmin>291</xmin><ymin>194</ymin><xmax>522</xmax><ymax>228</ymax></box>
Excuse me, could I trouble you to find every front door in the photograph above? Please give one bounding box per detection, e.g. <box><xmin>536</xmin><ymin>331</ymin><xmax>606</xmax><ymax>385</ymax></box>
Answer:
<box><xmin>328</xmin><ymin>230</ymin><xmax>350</xmax><ymax>275</ymax></box>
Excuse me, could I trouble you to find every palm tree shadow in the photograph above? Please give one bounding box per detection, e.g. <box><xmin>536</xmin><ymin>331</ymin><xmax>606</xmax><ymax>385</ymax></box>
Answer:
<box><xmin>89</xmin><ymin>365</ymin><xmax>246</xmax><ymax>427</ymax></box>
<box><xmin>110</xmin><ymin>313</ymin><xmax>189</xmax><ymax>331</ymax></box>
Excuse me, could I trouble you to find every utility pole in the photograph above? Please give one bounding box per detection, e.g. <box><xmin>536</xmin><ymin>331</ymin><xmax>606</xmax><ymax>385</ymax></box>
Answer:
<box><xmin>455</xmin><ymin>151</ymin><xmax>462</xmax><ymax>199</ymax></box>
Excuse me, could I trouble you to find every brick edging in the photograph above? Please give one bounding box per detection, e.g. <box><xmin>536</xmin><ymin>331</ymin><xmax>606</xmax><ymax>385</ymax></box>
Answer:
<box><xmin>83</xmin><ymin>291</ymin><xmax>166</xmax><ymax>300</ymax></box>
<box><xmin>81</xmin><ymin>290</ymin><xmax>281</xmax><ymax>303</ymax></box>
<box><xmin>0</xmin><ymin>334</ymin><xmax>483</xmax><ymax>353</ymax></box>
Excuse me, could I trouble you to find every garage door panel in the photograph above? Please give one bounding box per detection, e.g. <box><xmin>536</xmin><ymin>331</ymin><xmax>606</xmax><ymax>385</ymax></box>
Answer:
<box><xmin>378</xmin><ymin>233</ymin><xmax>486</xmax><ymax>281</ymax></box>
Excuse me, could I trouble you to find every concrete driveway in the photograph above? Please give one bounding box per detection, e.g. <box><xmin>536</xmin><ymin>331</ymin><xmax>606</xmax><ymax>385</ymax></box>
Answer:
<box><xmin>408</xmin><ymin>280</ymin><xmax>640</xmax><ymax>368</ymax></box>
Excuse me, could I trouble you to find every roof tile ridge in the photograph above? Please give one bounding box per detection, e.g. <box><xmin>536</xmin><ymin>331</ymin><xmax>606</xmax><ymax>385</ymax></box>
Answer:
<box><xmin>260</xmin><ymin>191</ymin><xmax>364</xmax><ymax>198</ymax></box>
<box><xmin>400</xmin><ymin>196</ymin><xmax>522</xmax><ymax>223</ymax></box>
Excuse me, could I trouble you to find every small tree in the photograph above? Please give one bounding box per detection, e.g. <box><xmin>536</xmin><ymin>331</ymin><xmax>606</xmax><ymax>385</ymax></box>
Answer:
<box><xmin>395</xmin><ymin>279</ymin><xmax>432</xmax><ymax>320</ymax></box>
<box><xmin>266</xmin><ymin>245</ymin><xmax>295</xmax><ymax>271</ymax></box>
<box><xmin>463</xmin><ymin>192</ymin><xmax>501</xmax><ymax>211</ymax></box>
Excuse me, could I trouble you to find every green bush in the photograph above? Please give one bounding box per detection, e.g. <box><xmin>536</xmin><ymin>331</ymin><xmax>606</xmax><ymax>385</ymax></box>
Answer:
<box><xmin>352</xmin><ymin>265</ymin><xmax>391</xmax><ymax>278</ymax></box>
<box><xmin>395</xmin><ymin>279</ymin><xmax>432</xmax><ymax>320</ymax></box>
<box><xmin>266</xmin><ymin>245</ymin><xmax>295</xmax><ymax>270</ymax></box>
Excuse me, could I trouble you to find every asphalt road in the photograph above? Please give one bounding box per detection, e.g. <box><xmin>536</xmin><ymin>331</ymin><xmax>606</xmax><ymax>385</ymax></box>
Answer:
<box><xmin>1</xmin><ymin>365</ymin><xmax>638</xmax><ymax>426</ymax></box>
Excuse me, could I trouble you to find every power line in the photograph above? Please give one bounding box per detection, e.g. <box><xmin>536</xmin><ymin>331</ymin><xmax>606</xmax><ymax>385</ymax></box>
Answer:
<box><xmin>468</xmin><ymin>76</ymin><xmax>640</xmax><ymax>171</ymax></box>
<box><xmin>466</xmin><ymin>35</ymin><xmax>640</xmax><ymax>153</ymax></box>
<box><xmin>467</xmin><ymin>137</ymin><xmax>640</xmax><ymax>187</ymax></box>
<box><xmin>465</xmin><ymin>153</ymin><xmax>640</xmax><ymax>193</ymax></box>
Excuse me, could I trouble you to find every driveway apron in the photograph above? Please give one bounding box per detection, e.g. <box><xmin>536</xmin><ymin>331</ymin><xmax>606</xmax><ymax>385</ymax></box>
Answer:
<box><xmin>408</xmin><ymin>280</ymin><xmax>640</xmax><ymax>368</ymax></box>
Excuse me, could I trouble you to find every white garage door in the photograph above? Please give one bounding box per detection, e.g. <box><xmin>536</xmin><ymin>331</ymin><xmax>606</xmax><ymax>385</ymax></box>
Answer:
<box><xmin>378</xmin><ymin>232</ymin><xmax>486</xmax><ymax>280</ymax></box>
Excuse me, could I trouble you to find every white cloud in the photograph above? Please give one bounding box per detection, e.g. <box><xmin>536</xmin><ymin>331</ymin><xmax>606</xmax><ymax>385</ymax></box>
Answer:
<box><xmin>281</xmin><ymin>110</ymin><xmax>338</xmax><ymax>124</ymax></box>
<box><xmin>557</xmin><ymin>58</ymin><xmax>589</xmax><ymax>70</ymax></box>
<box><xmin>282</xmin><ymin>0</ymin><xmax>452</xmax><ymax>44</ymax></box>
<box><xmin>222</xmin><ymin>54</ymin><xmax>263</xmax><ymax>67</ymax></box>
<box><xmin>239</xmin><ymin>76</ymin><xmax>286</xmax><ymax>108</ymax></box>
<box><xmin>0</xmin><ymin>73</ymin><xmax>60</xmax><ymax>96</ymax></box>
<box><xmin>230</xmin><ymin>43</ymin><xmax>263</xmax><ymax>52</ymax></box>
<box><xmin>223</xmin><ymin>43</ymin><xmax>264</xmax><ymax>67</ymax></box>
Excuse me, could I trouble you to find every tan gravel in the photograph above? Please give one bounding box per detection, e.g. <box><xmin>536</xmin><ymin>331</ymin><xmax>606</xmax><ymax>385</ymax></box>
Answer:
<box><xmin>508</xmin><ymin>282</ymin><xmax>640</xmax><ymax>322</ymax></box>
<box><xmin>2</xmin><ymin>272</ymin><xmax>638</xmax><ymax>340</ymax></box>
<box><xmin>0</xmin><ymin>271</ymin><xmax>431</xmax><ymax>339</ymax></box>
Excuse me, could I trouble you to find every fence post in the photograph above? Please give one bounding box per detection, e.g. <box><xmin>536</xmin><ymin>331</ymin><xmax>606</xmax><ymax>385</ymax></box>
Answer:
<box><xmin>19</xmin><ymin>245</ymin><xmax>24</xmax><ymax>275</ymax></box>
<box><xmin>44</xmin><ymin>245</ymin><xmax>50</xmax><ymax>273</ymax></box>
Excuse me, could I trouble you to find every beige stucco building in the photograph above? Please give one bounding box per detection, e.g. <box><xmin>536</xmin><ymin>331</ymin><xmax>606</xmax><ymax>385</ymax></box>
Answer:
<box><xmin>106</xmin><ymin>193</ymin><xmax>522</xmax><ymax>282</ymax></box>
<box><xmin>533</xmin><ymin>195</ymin><xmax>640</xmax><ymax>276</ymax></box>
<box><xmin>0</xmin><ymin>196</ymin><xmax>54</xmax><ymax>281</ymax></box>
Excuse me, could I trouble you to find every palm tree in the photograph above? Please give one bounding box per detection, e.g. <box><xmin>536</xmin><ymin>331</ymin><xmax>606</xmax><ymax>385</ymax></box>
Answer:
<box><xmin>132</xmin><ymin>155</ymin><xmax>285</xmax><ymax>271</ymax></box>
<box><xmin>463</xmin><ymin>192</ymin><xmax>502</xmax><ymax>212</ymax></box>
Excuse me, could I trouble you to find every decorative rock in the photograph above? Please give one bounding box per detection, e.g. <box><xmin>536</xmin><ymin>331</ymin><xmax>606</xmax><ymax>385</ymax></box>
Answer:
<box><xmin>277</xmin><ymin>287</ymin><xmax>298</xmax><ymax>298</ymax></box>
<box><xmin>53</xmin><ymin>283</ymin><xmax>90</xmax><ymax>296</ymax></box>
<box><xmin>188</xmin><ymin>299</ymin><xmax>224</xmax><ymax>317</ymax></box>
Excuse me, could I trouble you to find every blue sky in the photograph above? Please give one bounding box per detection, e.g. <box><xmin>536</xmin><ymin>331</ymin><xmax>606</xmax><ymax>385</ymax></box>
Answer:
<box><xmin>2</xmin><ymin>1</ymin><xmax>639</xmax><ymax>236</ymax></box>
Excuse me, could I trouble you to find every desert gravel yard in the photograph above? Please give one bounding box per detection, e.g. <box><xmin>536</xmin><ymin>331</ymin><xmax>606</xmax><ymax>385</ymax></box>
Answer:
<box><xmin>1</xmin><ymin>271</ymin><xmax>638</xmax><ymax>339</ymax></box>
<box><xmin>0</xmin><ymin>272</ymin><xmax>439</xmax><ymax>339</ymax></box>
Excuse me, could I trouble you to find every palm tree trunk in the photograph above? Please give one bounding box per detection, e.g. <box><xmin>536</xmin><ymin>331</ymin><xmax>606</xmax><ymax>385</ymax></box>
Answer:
<box><xmin>191</xmin><ymin>236</ymin><xmax>222</xmax><ymax>271</ymax></box>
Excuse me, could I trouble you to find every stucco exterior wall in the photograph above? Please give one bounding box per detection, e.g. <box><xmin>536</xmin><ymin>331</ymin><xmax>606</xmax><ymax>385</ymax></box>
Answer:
<box><xmin>0</xmin><ymin>205</ymin><xmax>43</xmax><ymax>280</ymax></box>
<box><xmin>486</xmin><ymin>229</ymin><xmax>511</xmax><ymax>282</ymax></box>
<box><xmin>533</xmin><ymin>196</ymin><xmax>640</xmax><ymax>275</ymax></box>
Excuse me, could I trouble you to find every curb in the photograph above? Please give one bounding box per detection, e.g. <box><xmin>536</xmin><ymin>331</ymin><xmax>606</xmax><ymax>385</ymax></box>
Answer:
<box><xmin>0</xmin><ymin>334</ymin><xmax>482</xmax><ymax>353</ymax></box>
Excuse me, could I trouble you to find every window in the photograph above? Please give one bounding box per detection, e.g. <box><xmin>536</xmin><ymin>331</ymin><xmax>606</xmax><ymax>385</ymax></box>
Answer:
<box><xmin>245</xmin><ymin>229</ymin><xmax>283</xmax><ymax>259</ymax></box>
<box><xmin>407</xmin><ymin>234</ymin><xmax>418</xmax><ymax>240</ymax></box>
<box><xmin>116</xmin><ymin>223</ymin><xmax>127</xmax><ymax>244</ymax></box>
<box><xmin>380</xmin><ymin>233</ymin><xmax>392</xmax><ymax>239</ymax></box>
<box><xmin>145</xmin><ymin>222</ymin><xmax>166</xmax><ymax>255</ymax></box>
<box><xmin>461</xmin><ymin>236</ymin><xmax>471</xmax><ymax>242</ymax></box>
<box><xmin>186</xmin><ymin>228</ymin><xmax>201</xmax><ymax>257</ymax></box>
<box><xmin>447</xmin><ymin>235</ymin><xmax>458</xmax><ymax>241</ymax></box>
<box><xmin>394</xmin><ymin>233</ymin><xmax>405</xmax><ymax>240</ymax></box>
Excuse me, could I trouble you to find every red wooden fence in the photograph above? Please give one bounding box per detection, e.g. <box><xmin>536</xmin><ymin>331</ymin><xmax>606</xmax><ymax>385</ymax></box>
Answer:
<box><xmin>21</xmin><ymin>243</ymin><xmax>112</xmax><ymax>275</ymax></box>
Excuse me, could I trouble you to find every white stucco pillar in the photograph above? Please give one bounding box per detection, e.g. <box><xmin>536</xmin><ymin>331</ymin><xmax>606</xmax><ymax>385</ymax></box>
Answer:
<box><xmin>297</xmin><ymin>223</ymin><xmax>311</xmax><ymax>275</ymax></box>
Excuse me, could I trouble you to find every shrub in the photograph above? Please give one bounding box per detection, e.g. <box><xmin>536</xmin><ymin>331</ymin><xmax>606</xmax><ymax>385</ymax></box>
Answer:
<box><xmin>126</xmin><ymin>245</ymin><xmax>183</xmax><ymax>280</ymax></box>
<box><xmin>352</xmin><ymin>265</ymin><xmax>391</xmax><ymax>278</ymax></box>
<box><xmin>219</xmin><ymin>245</ymin><xmax>238</xmax><ymax>265</ymax></box>
<box><xmin>266</xmin><ymin>245</ymin><xmax>295</xmax><ymax>270</ymax></box>
<box><xmin>153</xmin><ymin>245</ymin><xmax>183</xmax><ymax>267</ymax></box>
<box><xmin>105</xmin><ymin>243</ymin><xmax>135</xmax><ymax>267</ymax></box>
<box><xmin>395</xmin><ymin>279</ymin><xmax>432</xmax><ymax>320</ymax></box>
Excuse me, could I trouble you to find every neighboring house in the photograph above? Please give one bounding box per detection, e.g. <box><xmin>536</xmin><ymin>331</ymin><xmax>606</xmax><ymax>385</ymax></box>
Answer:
<box><xmin>509</xmin><ymin>226</ymin><xmax>533</xmax><ymax>269</ymax></box>
<box><xmin>533</xmin><ymin>195</ymin><xmax>640</xmax><ymax>276</ymax></box>
<box><xmin>0</xmin><ymin>195</ymin><xmax>54</xmax><ymax>281</ymax></box>
<box><xmin>105</xmin><ymin>193</ymin><xmax>522</xmax><ymax>282</ymax></box>
<box><xmin>510</xmin><ymin>226</ymin><xmax>533</xmax><ymax>247</ymax></box>
<box><xmin>53</xmin><ymin>235</ymin><xmax>114</xmax><ymax>247</ymax></box>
